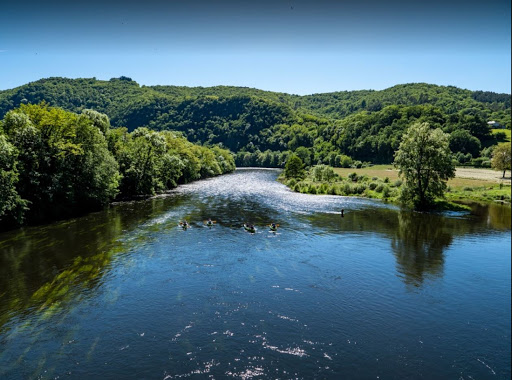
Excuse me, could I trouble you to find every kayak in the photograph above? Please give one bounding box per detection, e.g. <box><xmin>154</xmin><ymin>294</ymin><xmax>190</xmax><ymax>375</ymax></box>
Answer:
<box><xmin>243</xmin><ymin>224</ymin><xmax>256</xmax><ymax>233</ymax></box>
<box><xmin>206</xmin><ymin>221</ymin><xmax>214</xmax><ymax>227</ymax></box>
<box><xmin>269</xmin><ymin>226</ymin><xmax>278</xmax><ymax>232</ymax></box>
<box><xmin>179</xmin><ymin>222</ymin><xmax>190</xmax><ymax>229</ymax></box>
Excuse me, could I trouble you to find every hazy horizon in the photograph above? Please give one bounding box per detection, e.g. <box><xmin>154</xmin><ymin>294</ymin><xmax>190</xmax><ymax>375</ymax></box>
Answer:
<box><xmin>1</xmin><ymin>0</ymin><xmax>510</xmax><ymax>94</ymax></box>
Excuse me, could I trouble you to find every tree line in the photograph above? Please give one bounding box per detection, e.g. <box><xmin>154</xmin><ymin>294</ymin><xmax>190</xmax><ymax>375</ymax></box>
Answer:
<box><xmin>0</xmin><ymin>104</ymin><xmax>234</xmax><ymax>228</ymax></box>
<box><xmin>0</xmin><ymin>77</ymin><xmax>508</xmax><ymax>171</ymax></box>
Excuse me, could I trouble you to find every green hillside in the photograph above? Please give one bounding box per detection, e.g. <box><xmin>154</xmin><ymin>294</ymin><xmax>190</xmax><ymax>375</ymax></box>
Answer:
<box><xmin>0</xmin><ymin>77</ymin><xmax>509</xmax><ymax>165</ymax></box>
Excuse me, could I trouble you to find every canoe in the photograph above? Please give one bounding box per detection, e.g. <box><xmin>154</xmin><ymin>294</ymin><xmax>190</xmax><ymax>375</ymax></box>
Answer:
<box><xmin>243</xmin><ymin>224</ymin><xmax>256</xmax><ymax>233</ymax></box>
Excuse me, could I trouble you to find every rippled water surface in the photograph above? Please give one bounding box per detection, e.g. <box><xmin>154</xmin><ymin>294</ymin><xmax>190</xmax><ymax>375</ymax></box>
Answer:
<box><xmin>0</xmin><ymin>169</ymin><xmax>510</xmax><ymax>379</ymax></box>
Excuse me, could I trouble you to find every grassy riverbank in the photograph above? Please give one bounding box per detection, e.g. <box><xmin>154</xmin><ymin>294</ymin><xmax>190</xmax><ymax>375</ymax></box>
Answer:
<box><xmin>281</xmin><ymin>165</ymin><xmax>511</xmax><ymax>209</ymax></box>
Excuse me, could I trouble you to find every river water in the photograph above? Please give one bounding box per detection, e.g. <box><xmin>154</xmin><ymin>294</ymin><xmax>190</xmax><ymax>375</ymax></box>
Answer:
<box><xmin>0</xmin><ymin>168</ymin><xmax>510</xmax><ymax>379</ymax></box>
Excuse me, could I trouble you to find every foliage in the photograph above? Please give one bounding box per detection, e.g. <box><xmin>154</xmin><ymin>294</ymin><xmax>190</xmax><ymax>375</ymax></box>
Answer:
<box><xmin>394</xmin><ymin>122</ymin><xmax>455</xmax><ymax>210</ymax></box>
<box><xmin>0</xmin><ymin>104</ymin><xmax>235</xmax><ymax>228</ymax></box>
<box><xmin>311</xmin><ymin>165</ymin><xmax>337</xmax><ymax>182</ymax></box>
<box><xmin>0</xmin><ymin>78</ymin><xmax>509</xmax><ymax>168</ymax></box>
<box><xmin>449</xmin><ymin>129</ymin><xmax>481</xmax><ymax>157</ymax></box>
<box><xmin>284</xmin><ymin>154</ymin><xmax>305</xmax><ymax>179</ymax></box>
<box><xmin>491</xmin><ymin>143</ymin><xmax>511</xmax><ymax>178</ymax></box>
<box><xmin>0</xmin><ymin>135</ymin><xmax>26</xmax><ymax>223</ymax></box>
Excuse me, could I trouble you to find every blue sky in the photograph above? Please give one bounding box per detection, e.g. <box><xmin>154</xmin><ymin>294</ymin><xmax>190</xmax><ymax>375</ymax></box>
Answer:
<box><xmin>1</xmin><ymin>0</ymin><xmax>510</xmax><ymax>94</ymax></box>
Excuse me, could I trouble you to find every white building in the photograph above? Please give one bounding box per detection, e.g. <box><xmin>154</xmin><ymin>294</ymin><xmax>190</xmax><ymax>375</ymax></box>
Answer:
<box><xmin>487</xmin><ymin>120</ymin><xmax>503</xmax><ymax>128</ymax></box>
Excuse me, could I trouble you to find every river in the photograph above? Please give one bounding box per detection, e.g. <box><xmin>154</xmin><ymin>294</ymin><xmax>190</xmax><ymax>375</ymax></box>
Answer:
<box><xmin>0</xmin><ymin>168</ymin><xmax>510</xmax><ymax>379</ymax></box>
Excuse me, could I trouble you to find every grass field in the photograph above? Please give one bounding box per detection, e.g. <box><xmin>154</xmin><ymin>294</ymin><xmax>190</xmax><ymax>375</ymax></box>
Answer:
<box><xmin>333</xmin><ymin>165</ymin><xmax>511</xmax><ymax>189</ymax></box>
<box><xmin>492</xmin><ymin>128</ymin><xmax>511</xmax><ymax>143</ymax></box>
<box><xmin>286</xmin><ymin>165</ymin><xmax>511</xmax><ymax>207</ymax></box>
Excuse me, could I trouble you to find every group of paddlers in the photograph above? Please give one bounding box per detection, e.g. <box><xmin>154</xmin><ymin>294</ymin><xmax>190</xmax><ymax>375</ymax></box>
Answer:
<box><xmin>178</xmin><ymin>219</ymin><xmax>278</xmax><ymax>232</ymax></box>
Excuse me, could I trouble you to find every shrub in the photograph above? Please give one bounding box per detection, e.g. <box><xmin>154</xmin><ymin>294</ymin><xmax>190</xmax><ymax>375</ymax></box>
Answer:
<box><xmin>393</xmin><ymin>179</ymin><xmax>403</xmax><ymax>187</ymax></box>
<box><xmin>293</xmin><ymin>183</ymin><xmax>301</xmax><ymax>192</ymax></box>
<box><xmin>375</xmin><ymin>184</ymin><xmax>384</xmax><ymax>193</ymax></box>
<box><xmin>495</xmin><ymin>131</ymin><xmax>507</xmax><ymax>140</ymax></box>
<box><xmin>382</xmin><ymin>186</ymin><xmax>391</xmax><ymax>198</ymax></box>
<box><xmin>339</xmin><ymin>155</ymin><xmax>353</xmax><ymax>168</ymax></box>
<box><xmin>353</xmin><ymin>184</ymin><xmax>366</xmax><ymax>194</ymax></box>
<box><xmin>319</xmin><ymin>183</ymin><xmax>329</xmax><ymax>194</ymax></box>
<box><xmin>369</xmin><ymin>182</ymin><xmax>378</xmax><ymax>190</ymax></box>
<box><xmin>384</xmin><ymin>177</ymin><xmax>390</xmax><ymax>183</ymax></box>
<box><xmin>348</xmin><ymin>172</ymin><xmax>358</xmax><ymax>182</ymax></box>
<box><xmin>343</xmin><ymin>183</ymin><xmax>352</xmax><ymax>195</ymax></box>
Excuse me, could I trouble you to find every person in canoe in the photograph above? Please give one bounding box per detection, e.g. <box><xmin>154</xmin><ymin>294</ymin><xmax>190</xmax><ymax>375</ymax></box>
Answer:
<box><xmin>244</xmin><ymin>223</ymin><xmax>256</xmax><ymax>233</ymax></box>
<box><xmin>269</xmin><ymin>223</ymin><xmax>278</xmax><ymax>231</ymax></box>
<box><xmin>206</xmin><ymin>218</ymin><xmax>214</xmax><ymax>227</ymax></box>
<box><xmin>179</xmin><ymin>220</ymin><xmax>190</xmax><ymax>229</ymax></box>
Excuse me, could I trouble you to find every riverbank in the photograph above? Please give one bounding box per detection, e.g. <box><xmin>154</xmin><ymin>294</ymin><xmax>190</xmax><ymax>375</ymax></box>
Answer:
<box><xmin>280</xmin><ymin>165</ymin><xmax>511</xmax><ymax>210</ymax></box>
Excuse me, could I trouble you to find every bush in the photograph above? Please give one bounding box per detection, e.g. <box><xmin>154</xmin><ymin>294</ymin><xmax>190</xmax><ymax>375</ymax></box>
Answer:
<box><xmin>348</xmin><ymin>172</ymin><xmax>358</xmax><ymax>181</ymax></box>
<box><xmin>384</xmin><ymin>177</ymin><xmax>390</xmax><ymax>183</ymax></box>
<box><xmin>293</xmin><ymin>183</ymin><xmax>301</xmax><ymax>192</ymax></box>
<box><xmin>353</xmin><ymin>184</ymin><xmax>366</xmax><ymax>194</ymax></box>
<box><xmin>287</xmin><ymin>178</ymin><xmax>297</xmax><ymax>187</ymax></box>
<box><xmin>369</xmin><ymin>182</ymin><xmax>378</xmax><ymax>190</ymax></box>
<box><xmin>393</xmin><ymin>179</ymin><xmax>403</xmax><ymax>187</ymax></box>
<box><xmin>343</xmin><ymin>183</ymin><xmax>352</xmax><ymax>195</ymax></box>
<box><xmin>382</xmin><ymin>186</ymin><xmax>391</xmax><ymax>198</ymax></box>
<box><xmin>495</xmin><ymin>131</ymin><xmax>507</xmax><ymax>140</ymax></box>
<box><xmin>471</xmin><ymin>157</ymin><xmax>491</xmax><ymax>168</ymax></box>
<box><xmin>375</xmin><ymin>184</ymin><xmax>384</xmax><ymax>193</ymax></box>
<box><xmin>309</xmin><ymin>184</ymin><xmax>317</xmax><ymax>194</ymax></box>
<box><xmin>372</xmin><ymin>176</ymin><xmax>378</xmax><ymax>181</ymax></box>
<box><xmin>352</xmin><ymin>160</ymin><xmax>363</xmax><ymax>168</ymax></box>
<box><xmin>339</xmin><ymin>155</ymin><xmax>353</xmax><ymax>168</ymax></box>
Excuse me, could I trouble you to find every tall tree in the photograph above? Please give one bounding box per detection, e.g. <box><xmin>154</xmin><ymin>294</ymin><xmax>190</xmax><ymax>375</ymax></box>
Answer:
<box><xmin>284</xmin><ymin>154</ymin><xmax>305</xmax><ymax>179</ymax></box>
<box><xmin>0</xmin><ymin>135</ymin><xmax>26</xmax><ymax>223</ymax></box>
<box><xmin>394</xmin><ymin>122</ymin><xmax>455</xmax><ymax>210</ymax></box>
<box><xmin>491</xmin><ymin>143</ymin><xmax>511</xmax><ymax>178</ymax></box>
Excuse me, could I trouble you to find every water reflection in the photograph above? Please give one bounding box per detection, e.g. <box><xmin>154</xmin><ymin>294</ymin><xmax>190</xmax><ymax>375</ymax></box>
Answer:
<box><xmin>392</xmin><ymin>212</ymin><xmax>449</xmax><ymax>287</ymax></box>
<box><xmin>0</xmin><ymin>196</ymin><xmax>187</xmax><ymax>332</ymax></box>
<box><xmin>0</xmin><ymin>169</ymin><xmax>510</xmax><ymax>379</ymax></box>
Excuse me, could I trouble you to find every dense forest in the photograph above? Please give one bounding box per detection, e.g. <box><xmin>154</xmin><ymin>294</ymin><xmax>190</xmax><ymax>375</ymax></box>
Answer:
<box><xmin>0</xmin><ymin>103</ymin><xmax>234</xmax><ymax>228</ymax></box>
<box><xmin>0</xmin><ymin>77</ymin><xmax>509</xmax><ymax>169</ymax></box>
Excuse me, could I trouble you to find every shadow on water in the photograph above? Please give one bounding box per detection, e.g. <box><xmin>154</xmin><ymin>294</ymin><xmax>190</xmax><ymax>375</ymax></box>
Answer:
<box><xmin>0</xmin><ymin>195</ymin><xmax>190</xmax><ymax>332</ymax></box>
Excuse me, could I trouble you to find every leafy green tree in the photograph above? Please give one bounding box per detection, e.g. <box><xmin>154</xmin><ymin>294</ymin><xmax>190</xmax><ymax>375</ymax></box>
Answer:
<box><xmin>284</xmin><ymin>154</ymin><xmax>305</xmax><ymax>179</ymax></box>
<box><xmin>491</xmin><ymin>143</ymin><xmax>511</xmax><ymax>178</ymax></box>
<box><xmin>0</xmin><ymin>134</ymin><xmax>26</xmax><ymax>224</ymax></box>
<box><xmin>449</xmin><ymin>129</ymin><xmax>481</xmax><ymax>157</ymax></box>
<box><xmin>2</xmin><ymin>104</ymin><xmax>121</xmax><ymax>222</ymax></box>
<box><xmin>81</xmin><ymin>109</ymin><xmax>111</xmax><ymax>135</ymax></box>
<box><xmin>117</xmin><ymin>127</ymin><xmax>167</xmax><ymax>196</ymax></box>
<box><xmin>394</xmin><ymin>122</ymin><xmax>455</xmax><ymax>210</ymax></box>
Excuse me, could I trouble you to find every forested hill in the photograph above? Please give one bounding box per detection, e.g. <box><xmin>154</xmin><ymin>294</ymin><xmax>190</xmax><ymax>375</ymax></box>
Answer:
<box><xmin>0</xmin><ymin>77</ymin><xmax>510</xmax><ymax>165</ymax></box>
<box><xmin>1</xmin><ymin>77</ymin><xmax>509</xmax><ymax>123</ymax></box>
